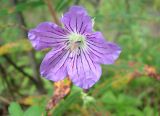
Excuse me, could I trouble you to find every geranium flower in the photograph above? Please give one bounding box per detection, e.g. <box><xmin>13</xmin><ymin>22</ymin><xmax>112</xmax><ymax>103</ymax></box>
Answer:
<box><xmin>28</xmin><ymin>6</ymin><xmax>121</xmax><ymax>89</ymax></box>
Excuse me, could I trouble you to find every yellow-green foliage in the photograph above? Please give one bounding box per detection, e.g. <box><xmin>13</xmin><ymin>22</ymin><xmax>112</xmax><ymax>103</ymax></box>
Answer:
<box><xmin>0</xmin><ymin>40</ymin><xmax>32</xmax><ymax>55</ymax></box>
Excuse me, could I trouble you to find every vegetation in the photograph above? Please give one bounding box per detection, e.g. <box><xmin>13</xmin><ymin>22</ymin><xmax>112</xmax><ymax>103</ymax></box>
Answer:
<box><xmin>0</xmin><ymin>0</ymin><xmax>160</xmax><ymax>115</ymax></box>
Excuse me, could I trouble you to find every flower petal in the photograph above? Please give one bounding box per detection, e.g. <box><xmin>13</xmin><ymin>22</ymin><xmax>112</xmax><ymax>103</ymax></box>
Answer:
<box><xmin>28</xmin><ymin>22</ymin><xmax>68</xmax><ymax>50</ymax></box>
<box><xmin>40</xmin><ymin>46</ymin><xmax>70</xmax><ymax>81</ymax></box>
<box><xmin>67</xmin><ymin>50</ymin><xmax>102</xmax><ymax>89</ymax></box>
<box><xmin>87</xmin><ymin>32</ymin><xmax>121</xmax><ymax>64</ymax></box>
<box><xmin>61</xmin><ymin>6</ymin><xmax>92</xmax><ymax>34</ymax></box>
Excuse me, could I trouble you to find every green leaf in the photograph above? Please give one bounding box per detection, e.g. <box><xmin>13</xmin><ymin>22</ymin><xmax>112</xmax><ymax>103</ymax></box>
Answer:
<box><xmin>15</xmin><ymin>1</ymin><xmax>44</xmax><ymax>12</ymax></box>
<box><xmin>53</xmin><ymin>91</ymin><xmax>81</xmax><ymax>116</ymax></box>
<box><xmin>0</xmin><ymin>1</ymin><xmax>44</xmax><ymax>16</ymax></box>
<box><xmin>8</xmin><ymin>102</ymin><xmax>24</xmax><ymax>116</ymax></box>
<box><xmin>55</xmin><ymin>0</ymin><xmax>72</xmax><ymax>11</ymax></box>
<box><xmin>143</xmin><ymin>106</ymin><xmax>154</xmax><ymax>116</ymax></box>
<box><xmin>125</xmin><ymin>107</ymin><xmax>143</xmax><ymax>116</ymax></box>
<box><xmin>0</xmin><ymin>9</ymin><xmax>8</xmax><ymax>17</ymax></box>
<box><xmin>101</xmin><ymin>91</ymin><xmax>117</xmax><ymax>104</ymax></box>
<box><xmin>24</xmin><ymin>105</ymin><xmax>45</xmax><ymax>116</ymax></box>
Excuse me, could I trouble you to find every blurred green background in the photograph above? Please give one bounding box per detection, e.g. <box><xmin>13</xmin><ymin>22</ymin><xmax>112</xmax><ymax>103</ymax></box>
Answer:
<box><xmin>0</xmin><ymin>0</ymin><xmax>160</xmax><ymax>116</ymax></box>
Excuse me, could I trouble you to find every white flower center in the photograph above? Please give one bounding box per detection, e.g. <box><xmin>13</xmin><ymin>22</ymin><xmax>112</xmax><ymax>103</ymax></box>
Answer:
<box><xmin>68</xmin><ymin>33</ymin><xmax>87</xmax><ymax>51</ymax></box>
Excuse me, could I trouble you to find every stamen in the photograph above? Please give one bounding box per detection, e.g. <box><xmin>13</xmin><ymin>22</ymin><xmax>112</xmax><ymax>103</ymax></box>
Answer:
<box><xmin>68</xmin><ymin>33</ymin><xmax>87</xmax><ymax>51</ymax></box>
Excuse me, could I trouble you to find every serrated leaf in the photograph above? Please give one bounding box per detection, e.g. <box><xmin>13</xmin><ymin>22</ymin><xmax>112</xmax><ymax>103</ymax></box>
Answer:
<box><xmin>8</xmin><ymin>102</ymin><xmax>24</xmax><ymax>116</ymax></box>
<box><xmin>24</xmin><ymin>105</ymin><xmax>45</xmax><ymax>116</ymax></box>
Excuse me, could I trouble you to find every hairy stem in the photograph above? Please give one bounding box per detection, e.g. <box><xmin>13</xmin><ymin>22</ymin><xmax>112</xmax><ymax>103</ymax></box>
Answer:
<box><xmin>44</xmin><ymin>0</ymin><xmax>61</xmax><ymax>26</ymax></box>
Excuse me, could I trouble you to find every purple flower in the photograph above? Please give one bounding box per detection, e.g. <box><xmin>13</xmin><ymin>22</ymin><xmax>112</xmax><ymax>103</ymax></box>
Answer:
<box><xmin>28</xmin><ymin>6</ymin><xmax>121</xmax><ymax>89</ymax></box>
